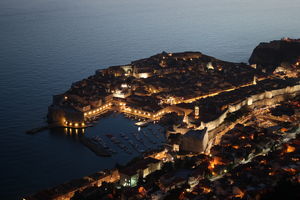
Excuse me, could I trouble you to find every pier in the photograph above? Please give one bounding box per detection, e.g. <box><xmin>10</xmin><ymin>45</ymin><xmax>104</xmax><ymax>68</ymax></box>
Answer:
<box><xmin>26</xmin><ymin>123</ymin><xmax>60</xmax><ymax>134</ymax></box>
<box><xmin>79</xmin><ymin>136</ymin><xmax>111</xmax><ymax>157</ymax></box>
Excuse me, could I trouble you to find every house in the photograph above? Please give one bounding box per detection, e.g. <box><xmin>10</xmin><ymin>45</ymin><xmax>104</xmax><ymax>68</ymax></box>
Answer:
<box><xmin>180</xmin><ymin>129</ymin><xmax>207</xmax><ymax>153</ymax></box>
<box><xmin>159</xmin><ymin>170</ymin><xmax>191</xmax><ymax>192</ymax></box>
<box><xmin>119</xmin><ymin>158</ymin><xmax>162</xmax><ymax>187</ymax></box>
<box><xmin>159</xmin><ymin>176</ymin><xmax>186</xmax><ymax>192</ymax></box>
<box><xmin>112</xmin><ymin>88</ymin><xmax>132</xmax><ymax>99</ymax></box>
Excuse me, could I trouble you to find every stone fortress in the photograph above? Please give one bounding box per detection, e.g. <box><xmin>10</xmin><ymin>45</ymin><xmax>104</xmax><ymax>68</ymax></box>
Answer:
<box><xmin>48</xmin><ymin>38</ymin><xmax>300</xmax><ymax>152</ymax></box>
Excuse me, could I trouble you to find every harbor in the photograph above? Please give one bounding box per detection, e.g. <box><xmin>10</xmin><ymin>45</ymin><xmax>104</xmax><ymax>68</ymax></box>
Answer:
<box><xmin>62</xmin><ymin>114</ymin><xmax>166</xmax><ymax>158</ymax></box>
<box><xmin>26</xmin><ymin>113</ymin><xmax>166</xmax><ymax>159</ymax></box>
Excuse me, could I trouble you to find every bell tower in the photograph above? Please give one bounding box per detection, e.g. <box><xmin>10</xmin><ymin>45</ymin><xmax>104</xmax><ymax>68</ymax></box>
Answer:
<box><xmin>195</xmin><ymin>106</ymin><xmax>200</xmax><ymax>119</ymax></box>
<box><xmin>253</xmin><ymin>76</ymin><xmax>257</xmax><ymax>85</ymax></box>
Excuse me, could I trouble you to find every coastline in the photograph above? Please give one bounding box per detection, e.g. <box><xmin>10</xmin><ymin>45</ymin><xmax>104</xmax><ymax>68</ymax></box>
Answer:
<box><xmin>26</xmin><ymin>38</ymin><xmax>300</xmax><ymax>199</ymax></box>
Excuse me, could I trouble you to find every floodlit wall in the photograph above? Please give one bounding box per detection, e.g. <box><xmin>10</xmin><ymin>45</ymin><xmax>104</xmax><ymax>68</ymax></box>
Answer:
<box><xmin>194</xmin><ymin>84</ymin><xmax>300</xmax><ymax>132</ymax></box>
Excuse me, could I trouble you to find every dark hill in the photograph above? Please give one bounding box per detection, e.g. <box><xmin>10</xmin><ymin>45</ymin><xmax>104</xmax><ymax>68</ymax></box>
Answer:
<box><xmin>249</xmin><ymin>38</ymin><xmax>300</xmax><ymax>72</ymax></box>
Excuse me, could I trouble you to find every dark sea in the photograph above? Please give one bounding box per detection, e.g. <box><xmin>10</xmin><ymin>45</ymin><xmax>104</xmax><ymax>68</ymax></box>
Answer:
<box><xmin>0</xmin><ymin>0</ymin><xmax>299</xmax><ymax>199</ymax></box>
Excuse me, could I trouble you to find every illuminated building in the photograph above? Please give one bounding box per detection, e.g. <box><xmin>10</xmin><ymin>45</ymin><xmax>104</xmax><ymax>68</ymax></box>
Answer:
<box><xmin>119</xmin><ymin>158</ymin><xmax>162</xmax><ymax>187</ymax></box>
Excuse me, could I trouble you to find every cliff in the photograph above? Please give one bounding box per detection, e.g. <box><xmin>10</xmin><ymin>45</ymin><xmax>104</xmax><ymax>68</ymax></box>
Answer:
<box><xmin>249</xmin><ymin>38</ymin><xmax>300</xmax><ymax>72</ymax></box>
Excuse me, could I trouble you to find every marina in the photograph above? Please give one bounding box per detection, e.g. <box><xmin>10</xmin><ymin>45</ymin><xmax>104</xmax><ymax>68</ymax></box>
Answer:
<box><xmin>74</xmin><ymin>115</ymin><xmax>166</xmax><ymax>157</ymax></box>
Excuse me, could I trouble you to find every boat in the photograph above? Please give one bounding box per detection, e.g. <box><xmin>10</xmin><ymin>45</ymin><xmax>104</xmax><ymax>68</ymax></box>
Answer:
<box><xmin>135</xmin><ymin>120</ymin><xmax>150</xmax><ymax>127</ymax></box>
<box><xmin>99</xmin><ymin>141</ymin><xmax>108</xmax><ymax>149</ymax></box>
<box><xmin>108</xmin><ymin>148</ymin><xmax>117</xmax><ymax>154</ymax></box>
<box><xmin>141</xmin><ymin>130</ymin><xmax>157</xmax><ymax>144</ymax></box>
<box><xmin>106</xmin><ymin>134</ymin><xmax>113</xmax><ymax>138</ymax></box>
<box><xmin>138</xmin><ymin>149</ymin><xmax>145</xmax><ymax>153</ymax></box>
<box><xmin>128</xmin><ymin>141</ymin><xmax>138</xmax><ymax>152</ymax></box>
<box><xmin>127</xmin><ymin>151</ymin><xmax>132</xmax><ymax>154</ymax></box>
<box><xmin>111</xmin><ymin>137</ymin><xmax>121</xmax><ymax>144</ymax></box>
<box><xmin>120</xmin><ymin>133</ymin><xmax>129</xmax><ymax>140</ymax></box>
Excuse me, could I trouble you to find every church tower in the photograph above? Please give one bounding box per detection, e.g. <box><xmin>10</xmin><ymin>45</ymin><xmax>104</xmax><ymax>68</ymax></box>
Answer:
<box><xmin>253</xmin><ymin>76</ymin><xmax>257</xmax><ymax>85</ymax></box>
<box><xmin>195</xmin><ymin>106</ymin><xmax>200</xmax><ymax>119</ymax></box>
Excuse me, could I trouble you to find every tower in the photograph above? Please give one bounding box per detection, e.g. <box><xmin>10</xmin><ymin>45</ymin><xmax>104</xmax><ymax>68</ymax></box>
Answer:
<box><xmin>253</xmin><ymin>76</ymin><xmax>257</xmax><ymax>85</ymax></box>
<box><xmin>195</xmin><ymin>106</ymin><xmax>200</xmax><ymax>119</ymax></box>
<box><xmin>183</xmin><ymin>115</ymin><xmax>189</xmax><ymax>124</ymax></box>
<box><xmin>206</xmin><ymin>62</ymin><xmax>214</xmax><ymax>70</ymax></box>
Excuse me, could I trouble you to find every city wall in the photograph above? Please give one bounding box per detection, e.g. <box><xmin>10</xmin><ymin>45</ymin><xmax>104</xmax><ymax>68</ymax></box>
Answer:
<box><xmin>49</xmin><ymin>83</ymin><xmax>300</xmax><ymax>132</ymax></box>
<box><xmin>194</xmin><ymin>84</ymin><xmax>300</xmax><ymax>132</ymax></box>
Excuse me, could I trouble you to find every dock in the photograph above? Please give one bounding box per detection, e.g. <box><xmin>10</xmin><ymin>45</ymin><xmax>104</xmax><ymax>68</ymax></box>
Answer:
<box><xmin>26</xmin><ymin>126</ymin><xmax>49</xmax><ymax>134</ymax></box>
<box><xmin>26</xmin><ymin>123</ymin><xmax>61</xmax><ymax>134</ymax></box>
<box><xmin>80</xmin><ymin>137</ymin><xmax>111</xmax><ymax>157</ymax></box>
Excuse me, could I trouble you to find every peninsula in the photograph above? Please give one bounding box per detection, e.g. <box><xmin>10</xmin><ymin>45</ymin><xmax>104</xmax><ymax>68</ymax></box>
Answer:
<box><xmin>48</xmin><ymin>40</ymin><xmax>300</xmax><ymax>130</ymax></box>
<box><xmin>26</xmin><ymin>38</ymin><xmax>300</xmax><ymax>200</ymax></box>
